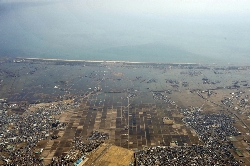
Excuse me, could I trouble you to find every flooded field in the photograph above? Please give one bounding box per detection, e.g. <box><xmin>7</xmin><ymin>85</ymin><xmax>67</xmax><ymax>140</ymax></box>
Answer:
<box><xmin>1</xmin><ymin>58</ymin><xmax>250</xmax><ymax>165</ymax></box>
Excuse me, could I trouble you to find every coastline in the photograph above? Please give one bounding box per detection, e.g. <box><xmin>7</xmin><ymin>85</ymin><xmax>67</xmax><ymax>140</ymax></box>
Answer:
<box><xmin>15</xmin><ymin>57</ymin><xmax>198</xmax><ymax>65</ymax></box>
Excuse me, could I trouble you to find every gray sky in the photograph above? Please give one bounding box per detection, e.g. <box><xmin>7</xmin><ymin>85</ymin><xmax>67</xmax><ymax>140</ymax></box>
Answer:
<box><xmin>2</xmin><ymin>0</ymin><xmax>250</xmax><ymax>15</ymax></box>
<box><xmin>0</xmin><ymin>0</ymin><xmax>250</xmax><ymax>64</ymax></box>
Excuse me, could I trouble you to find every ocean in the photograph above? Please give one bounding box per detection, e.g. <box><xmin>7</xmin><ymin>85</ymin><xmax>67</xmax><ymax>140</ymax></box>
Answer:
<box><xmin>0</xmin><ymin>1</ymin><xmax>250</xmax><ymax>65</ymax></box>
